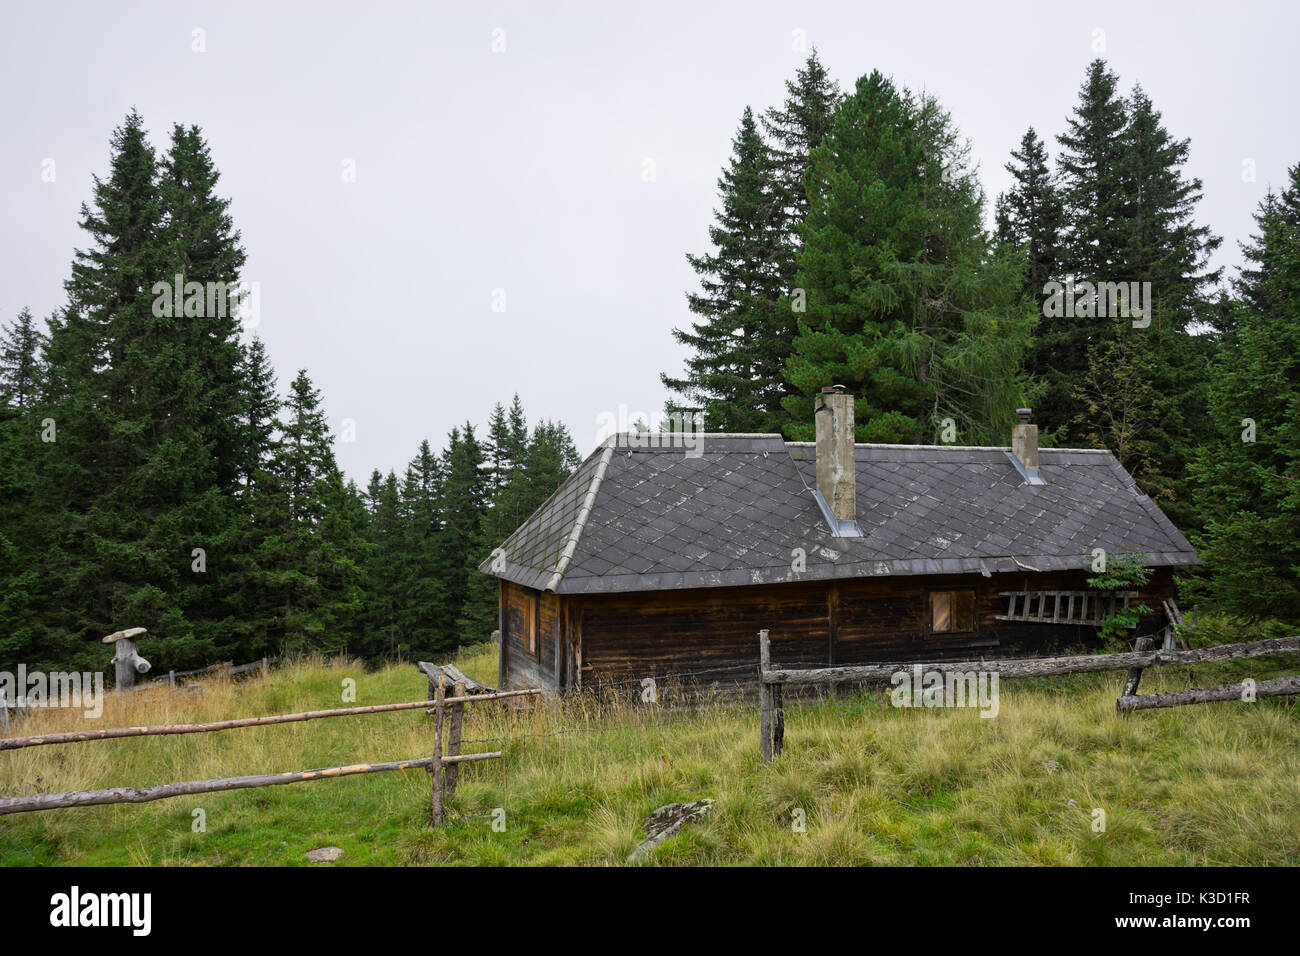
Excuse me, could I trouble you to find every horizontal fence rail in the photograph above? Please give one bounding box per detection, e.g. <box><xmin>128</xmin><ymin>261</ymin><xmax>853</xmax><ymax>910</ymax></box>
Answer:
<box><xmin>761</xmin><ymin>635</ymin><xmax>1300</xmax><ymax>686</ymax></box>
<box><xmin>1117</xmin><ymin>674</ymin><xmax>1300</xmax><ymax>713</ymax></box>
<box><xmin>0</xmin><ymin>688</ymin><xmax>540</xmax><ymax>751</ymax></box>
<box><xmin>0</xmin><ymin>751</ymin><xmax>503</xmax><ymax>816</ymax></box>
<box><xmin>756</xmin><ymin>630</ymin><xmax>1300</xmax><ymax>760</ymax></box>
<box><xmin>0</xmin><ymin>675</ymin><xmax>541</xmax><ymax>823</ymax></box>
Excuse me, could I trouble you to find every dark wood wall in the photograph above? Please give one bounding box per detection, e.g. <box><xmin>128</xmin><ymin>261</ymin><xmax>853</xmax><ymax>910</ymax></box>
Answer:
<box><xmin>499</xmin><ymin>579</ymin><xmax>563</xmax><ymax>690</ymax></box>
<box><xmin>498</xmin><ymin>567</ymin><xmax>1178</xmax><ymax>690</ymax></box>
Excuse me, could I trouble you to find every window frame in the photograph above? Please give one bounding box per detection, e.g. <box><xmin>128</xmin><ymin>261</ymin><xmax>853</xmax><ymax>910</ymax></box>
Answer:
<box><xmin>927</xmin><ymin>588</ymin><xmax>977</xmax><ymax>638</ymax></box>
<box><xmin>521</xmin><ymin>591</ymin><xmax>540</xmax><ymax>661</ymax></box>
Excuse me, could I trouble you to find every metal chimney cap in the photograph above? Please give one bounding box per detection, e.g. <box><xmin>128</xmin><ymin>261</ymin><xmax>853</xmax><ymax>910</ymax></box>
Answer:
<box><xmin>821</xmin><ymin>385</ymin><xmax>847</xmax><ymax>394</ymax></box>
<box><xmin>1016</xmin><ymin>408</ymin><xmax>1033</xmax><ymax>424</ymax></box>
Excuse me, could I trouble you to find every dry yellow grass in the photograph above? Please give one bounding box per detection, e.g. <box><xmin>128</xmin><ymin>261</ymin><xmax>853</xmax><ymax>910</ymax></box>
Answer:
<box><xmin>2</xmin><ymin>645</ymin><xmax>1298</xmax><ymax>866</ymax></box>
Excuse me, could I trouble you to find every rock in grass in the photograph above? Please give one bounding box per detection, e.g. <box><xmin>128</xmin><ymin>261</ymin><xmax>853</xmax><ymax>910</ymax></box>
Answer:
<box><xmin>306</xmin><ymin>846</ymin><xmax>344</xmax><ymax>863</ymax></box>
<box><xmin>628</xmin><ymin>800</ymin><xmax>714</xmax><ymax>862</ymax></box>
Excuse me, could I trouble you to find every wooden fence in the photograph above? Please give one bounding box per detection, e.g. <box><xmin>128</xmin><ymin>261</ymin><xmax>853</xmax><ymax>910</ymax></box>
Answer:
<box><xmin>0</xmin><ymin>676</ymin><xmax>539</xmax><ymax>824</ymax></box>
<box><xmin>151</xmin><ymin>656</ymin><xmax>276</xmax><ymax>687</ymax></box>
<box><xmin>756</xmin><ymin>629</ymin><xmax>1300</xmax><ymax>760</ymax></box>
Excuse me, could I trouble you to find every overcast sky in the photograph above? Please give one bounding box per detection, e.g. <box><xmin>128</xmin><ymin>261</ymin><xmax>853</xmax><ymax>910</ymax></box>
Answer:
<box><xmin>3</xmin><ymin>0</ymin><xmax>1297</xmax><ymax>481</ymax></box>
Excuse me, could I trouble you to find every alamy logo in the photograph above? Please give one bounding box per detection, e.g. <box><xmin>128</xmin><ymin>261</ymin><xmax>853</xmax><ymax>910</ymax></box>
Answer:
<box><xmin>1041</xmin><ymin>279</ymin><xmax>1151</xmax><ymax>328</ymax></box>
<box><xmin>0</xmin><ymin>666</ymin><xmax>103</xmax><ymax>718</ymax></box>
<box><xmin>595</xmin><ymin>405</ymin><xmax>704</xmax><ymax>458</ymax></box>
<box><xmin>49</xmin><ymin>886</ymin><xmax>151</xmax><ymax>936</ymax></box>
<box><xmin>151</xmin><ymin>273</ymin><xmax>260</xmax><ymax>327</ymax></box>
<box><xmin>890</xmin><ymin>665</ymin><xmax>1000</xmax><ymax>718</ymax></box>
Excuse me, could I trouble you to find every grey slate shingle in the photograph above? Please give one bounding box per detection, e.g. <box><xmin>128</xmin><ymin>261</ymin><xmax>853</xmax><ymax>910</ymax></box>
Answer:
<box><xmin>478</xmin><ymin>434</ymin><xmax>1201</xmax><ymax>595</ymax></box>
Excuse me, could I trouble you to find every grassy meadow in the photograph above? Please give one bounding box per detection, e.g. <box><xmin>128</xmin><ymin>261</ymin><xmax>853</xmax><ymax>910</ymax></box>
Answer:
<box><xmin>2</xmin><ymin>640</ymin><xmax>1299</xmax><ymax>866</ymax></box>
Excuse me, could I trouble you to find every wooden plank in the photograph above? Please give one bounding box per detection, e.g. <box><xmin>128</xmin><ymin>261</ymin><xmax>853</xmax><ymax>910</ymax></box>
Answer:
<box><xmin>497</xmin><ymin>579</ymin><xmax>507</xmax><ymax>690</ymax></box>
<box><xmin>0</xmin><ymin>752</ymin><xmax>503</xmax><ymax>817</ymax></box>
<box><xmin>827</xmin><ymin>583</ymin><xmax>840</xmax><ymax>666</ymax></box>
<box><xmin>759</xmin><ymin>629</ymin><xmax>772</xmax><ymax>762</ymax></box>
<box><xmin>764</xmin><ymin>635</ymin><xmax>1300</xmax><ymax>685</ymax></box>
<box><xmin>417</xmin><ymin>661</ymin><xmax>494</xmax><ymax>695</ymax></box>
<box><xmin>1118</xmin><ymin>675</ymin><xmax>1300</xmax><ymax>713</ymax></box>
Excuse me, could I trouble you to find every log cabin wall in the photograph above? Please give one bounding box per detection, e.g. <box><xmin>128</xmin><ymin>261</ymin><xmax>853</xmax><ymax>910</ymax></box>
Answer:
<box><xmin>499</xmin><ymin>579</ymin><xmax>563</xmax><ymax>690</ymax></box>
<box><xmin>562</xmin><ymin>567</ymin><xmax>1177</xmax><ymax>689</ymax></box>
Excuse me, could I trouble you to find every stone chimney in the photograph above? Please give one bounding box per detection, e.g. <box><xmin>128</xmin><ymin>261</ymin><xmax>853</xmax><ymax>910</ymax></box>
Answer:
<box><xmin>1009</xmin><ymin>407</ymin><xmax>1044</xmax><ymax>484</ymax></box>
<box><xmin>1011</xmin><ymin>407</ymin><xmax>1038</xmax><ymax>470</ymax></box>
<box><xmin>815</xmin><ymin>386</ymin><xmax>856</xmax><ymax>522</ymax></box>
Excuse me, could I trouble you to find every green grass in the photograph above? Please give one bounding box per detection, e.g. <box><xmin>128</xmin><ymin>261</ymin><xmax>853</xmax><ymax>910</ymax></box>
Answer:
<box><xmin>2</xmin><ymin>644</ymin><xmax>1298</xmax><ymax>866</ymax></box>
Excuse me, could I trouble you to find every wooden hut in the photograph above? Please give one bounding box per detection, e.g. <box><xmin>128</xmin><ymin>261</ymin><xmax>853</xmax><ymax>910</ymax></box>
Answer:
<box><xmin>478</xmin><ymin>390</ymin><xmax>1198</xmax><ymax>691</ymax></box>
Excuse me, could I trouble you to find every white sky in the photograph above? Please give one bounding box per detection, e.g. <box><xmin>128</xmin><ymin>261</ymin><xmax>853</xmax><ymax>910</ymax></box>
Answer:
<box><xmin>2</xmin><ymin>0</ymin><xmax>1296</xmax><ymax>481</ymax></box>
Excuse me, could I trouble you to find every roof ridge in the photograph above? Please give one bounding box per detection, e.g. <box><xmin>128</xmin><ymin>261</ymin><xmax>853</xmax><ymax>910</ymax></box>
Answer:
<box><xmin>784</xmin><ymin>441</ymin><xmax>1114</xmax><ymax>453</ymax></box>
<box><xmin>544</xmin><ymin>442</ymin><xmax>615</xmax><ymax>591</ymax></box>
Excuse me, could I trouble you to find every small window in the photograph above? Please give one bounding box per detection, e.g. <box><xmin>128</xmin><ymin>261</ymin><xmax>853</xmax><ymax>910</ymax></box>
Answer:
<box><xmin>522</xmin><ymin>592</ymin><xmax>539</xmax><ymax>658</ymax></box>
<box><xmin>930</xmin><ymin>590</ymin><xmax>975</xmax><ymax>635</ymax></box>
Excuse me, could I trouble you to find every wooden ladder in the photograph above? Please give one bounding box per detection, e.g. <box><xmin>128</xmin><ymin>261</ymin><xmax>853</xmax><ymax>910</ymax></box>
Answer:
<box><xmin>996</xmin><ymin>590</ymin><xmax>1138</xmax><ymax>626</ymax></box>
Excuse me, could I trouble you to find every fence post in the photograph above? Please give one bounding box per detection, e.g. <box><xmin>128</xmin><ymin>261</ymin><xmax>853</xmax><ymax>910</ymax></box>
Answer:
<box><xmin>759</xmin><ymin>629</ymin><xmax>772</xmax><ymax>762</ymax></box>
<box><xmin>1120</xmin><ymin>635</ymin><xmax>1156</xmax><ymax>703</ymax></box>
<box><xmin>772</xmin><ymin>682</ymin><xmax>784</xmax><ymax>758</ymax></box>
<box><xmin>261</xmin><ymin>657</ymin><xmax>269</xmax><ymax>676</ymax></box>
<box><xmin>0</xmin><ymin>692</ymin><xmax>8</xmax><ymax>734</ymax></box>
<box><xmin>445</xmin><ymin>680</ymin><xmax>466</xmax><ymax>800</ymax></box>
<box><xmin>431</xmin><ymin>675</ymin><xmax>446</xmax><ymax>825</ymax></box>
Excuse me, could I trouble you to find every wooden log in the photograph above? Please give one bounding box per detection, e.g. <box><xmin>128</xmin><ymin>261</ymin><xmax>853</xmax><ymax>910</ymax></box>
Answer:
<box><xmin>1120</xmin><ymin>636</ymin><xmax>1155</xmax><ymax>699</ymax></box>
<box><xmin>762</xmin><ymin>635</ymin><xmax>1300</xmax><ymax>686</ymax></box>
<box><xmin>0</xmin><ymin>751</ymin><xmax>503</xmax><ymax>816</ymax></box>
<box><xmin>0</xmin><ymin>688</ymin><xmax>542</xmax><ymax>751</ymax></box>
<box><xmin>431</xmin><ymin>676</ymin><xmax>445</xmax><ymax>826</ymax></box>
<box><xmin>759</xmin><ymin>629</ymin><xmax>772</xmax><ymax>763</ymax></box>
<box><xmin>444</xmin><ymin>681</ymin><xmax>466</xmax><ymax>800</ymax></box>
<box><xmin>1117</xmin><ymin>675</ymin><xmax>1300</xmax><ymax>713</ymax></box>
<box><xmin>111</xmin><ymin>638</ymin><xmax>150</xmax><ymax>691</ymax></box>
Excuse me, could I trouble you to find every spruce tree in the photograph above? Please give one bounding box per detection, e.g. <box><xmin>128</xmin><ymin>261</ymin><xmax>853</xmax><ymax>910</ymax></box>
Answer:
<box><xmin>762</xmin><ymin>49</ymin><xmax>842</xmax><ymax>247</ymax></box>
<box><xmin>0</xmin><ymin>308</ymin><xmax>46</xmax><ymax>409</ymax></box>
<box><xmin>0</xmin><ymin>308</ymin><xmax>47</xmax><ymax>671</ymax></box>
<box><xmin>662</xmin><ymin>107</ymin><xmax>786</xmax><ymax>431</ymax></box>
<box><xmin>1057</xmin><ymin>60</ymin><xmax>1131</xmax><ymax>281</ymax></box>
<box><xmin>36</xmin><ymin>109</ymin><xmax>201</xmax><ymax>669</ymax></box>
<box><xmin>253</xmin><ymin>369</ymin><xmax>362</xmax><ymax>652</ymax></box>
<box><xmin>994</xmin><ymin>128</ymin><xmax>1067</xmax><ymax>441</ymax></box>
<box><xmin>437</xmin><ymin>424</ymin><xmax>487</xmax><ymax>645</ymax></box>
<box><xmin>781</xmin><ymin>71</ymin><xmax>1034</xmax><ymax>443</ymax></box>
<box><xmin>995</xmin><ymin>128</ymin><xmax>1064</xmax><ymax>294</ymax></box>
<box><xmin>1187</xmin><ymin>164</ymin><xmax>1300</xmax><ymax>621</ymax></box>
<box><xmin>398</xmin><ymin>439</ymin><xmax>447</xmax><ymax>656</ymax></box>
<box><xmin>1062</xmin><ymin>75</ymin><xmax>1222</xmax><ymax>519</ymax></box>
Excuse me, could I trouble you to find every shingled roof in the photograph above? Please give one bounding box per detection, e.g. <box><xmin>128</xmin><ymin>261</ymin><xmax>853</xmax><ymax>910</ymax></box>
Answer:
<box><xmin>478</xmin><ymin>433</ymin><xmax>1200</xmax><ymax>595</ymax></box>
